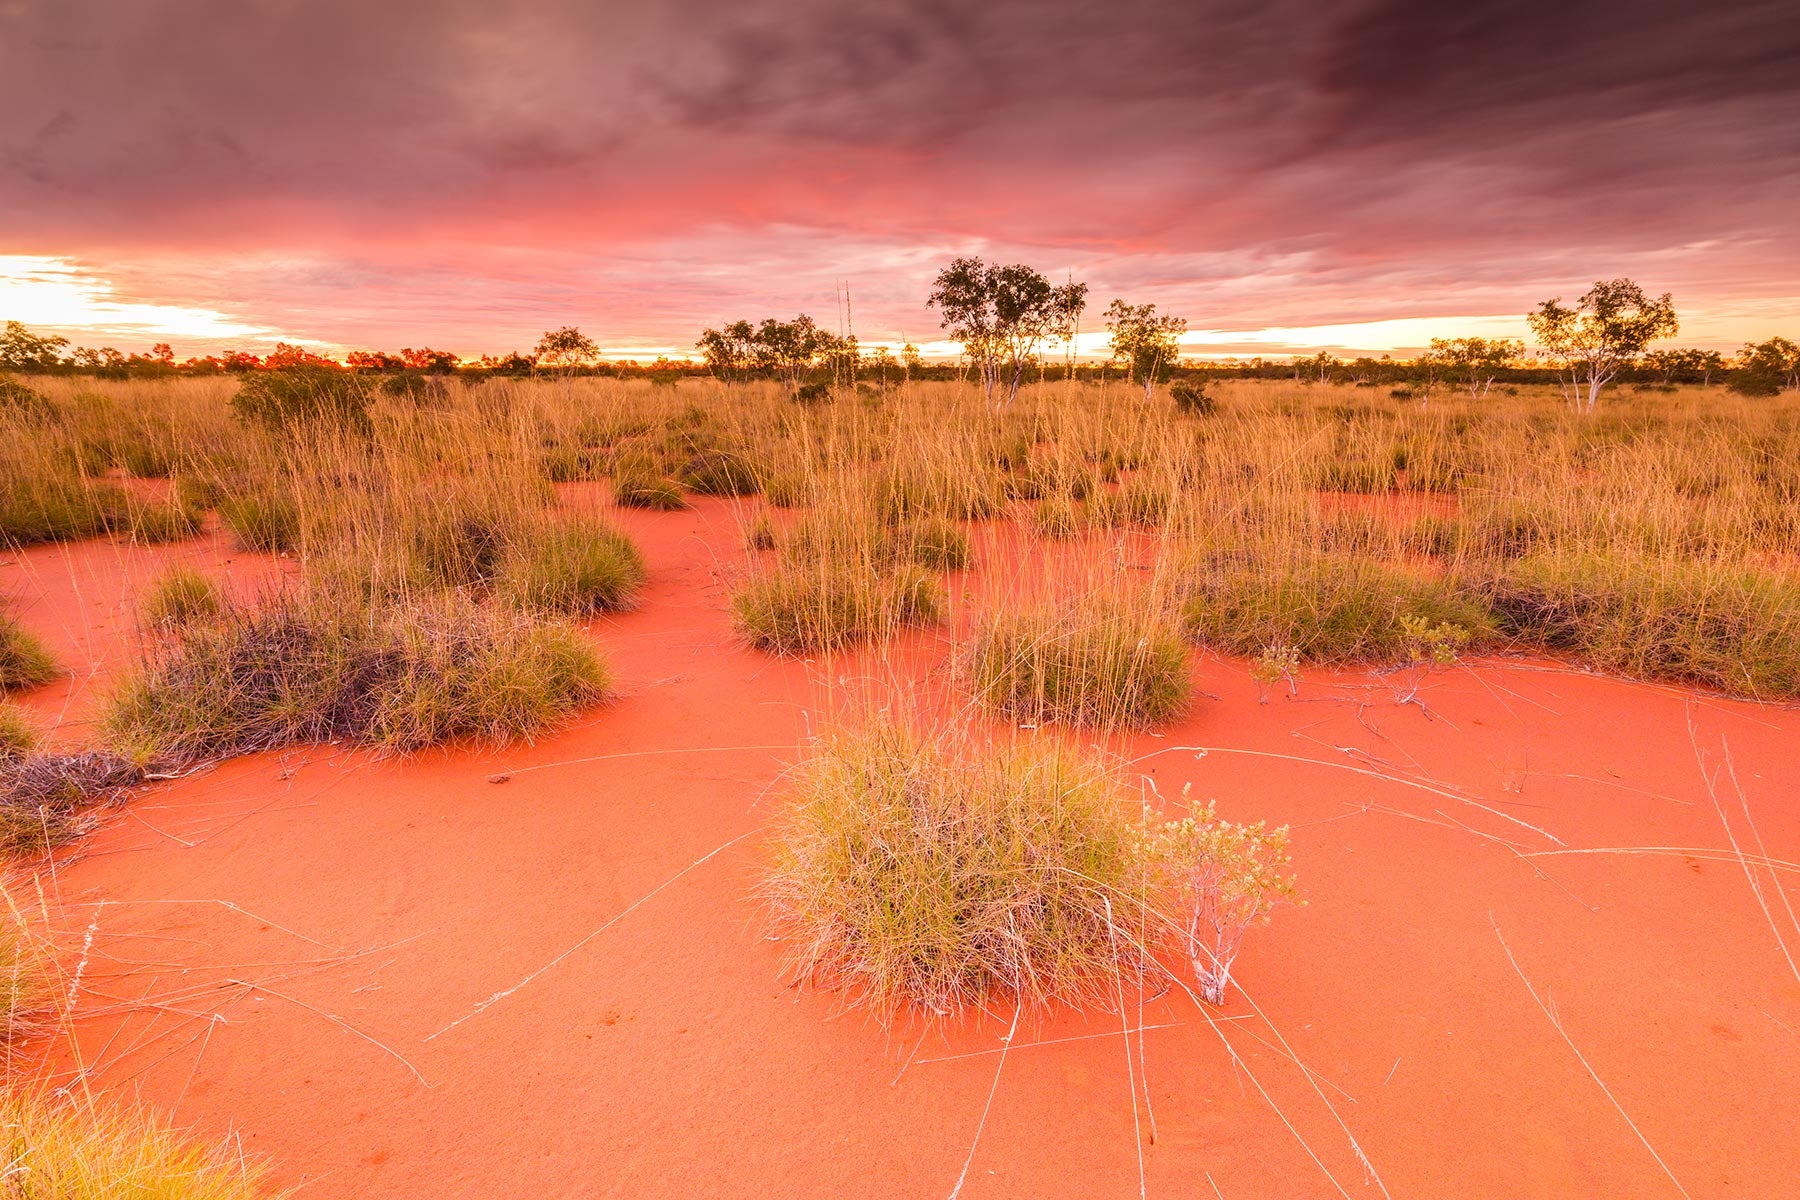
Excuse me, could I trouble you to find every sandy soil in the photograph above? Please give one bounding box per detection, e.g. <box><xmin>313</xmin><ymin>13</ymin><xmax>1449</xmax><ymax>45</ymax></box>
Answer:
<box><xmin>4</xmin><ymin>499</ymin><xmax>1797</xmax><ymax>1199</ymax></box>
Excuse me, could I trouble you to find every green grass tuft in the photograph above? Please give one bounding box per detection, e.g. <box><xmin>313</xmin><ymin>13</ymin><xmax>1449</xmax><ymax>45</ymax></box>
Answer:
<box><xmin>501</xmin><ymin>515</ymin><xmax>648</xmax><ymax>616</ymax></box>
<box><xmin>0</xmin><ymin>613</ymin><xmax>56</xmax><ymax>693</ymax></box>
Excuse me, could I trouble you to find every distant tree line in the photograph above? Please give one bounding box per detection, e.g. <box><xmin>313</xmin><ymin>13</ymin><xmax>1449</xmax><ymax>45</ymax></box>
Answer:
<box><xmin>5</xmin><ymin>271</ymin><xmax>1798</xmax><ymax>407</ymax></box>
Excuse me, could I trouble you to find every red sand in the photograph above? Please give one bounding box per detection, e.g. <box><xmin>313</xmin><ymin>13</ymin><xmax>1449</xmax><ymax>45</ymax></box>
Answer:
<box><xmin>5</xmin><ymin>501</ymin><xmax>1798</xmax><ymax>1199</ymax></box>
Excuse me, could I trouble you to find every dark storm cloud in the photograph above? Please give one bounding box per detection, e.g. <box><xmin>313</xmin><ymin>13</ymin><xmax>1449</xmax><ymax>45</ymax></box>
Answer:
<box><xmin>1</xmin><ymin>0</ymin><xmax>1795</xmax><ymax>350</ymax></box>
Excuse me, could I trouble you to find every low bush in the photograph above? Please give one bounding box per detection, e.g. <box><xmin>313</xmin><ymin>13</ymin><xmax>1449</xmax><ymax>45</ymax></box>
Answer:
<box><xmin>1171</xmin><ymin>379</ymin><xmax>1215</xmax><ymax>415</ymax></box>
<box><xmin>1488</xmin><ymin>553</ymin><xmax>1800</xmax><ymax>698</ymax></box>
<box><xmin>962</xmin><ymin>600</ymin><xmax>1192</xmax><ymax>727</ymax></box>
<box><xmin>0</xmin><ymin>1090</ymin><xmax>274</xmax><ymax>1198</ymax></box>
<box><xmin>0</xmin><ymin>374</ymin><xmax>53</xmax><ymax>419</ymax></box>
<box><xmin>1183</xmin><ymin>554</ymin><xmax>1494</xmax><ymax>664</ymax></box>
<box><xmin>500</xmin><ymin>515</ymin><xmax>647</xmax><ymax>616</ymax></box>
<box><xmin>105</xmin><ymin>589</ymin><xmax>611</xmax><ymax>761</ymax></box>
<box><xmin>0</xmin><ymin>613</ymin><xmax>56</xmax><ymax>692</ymax></box>
<box><xmin>1141</xmin><ymin>802</ymin><xmax>1298</xmax><ymax>1004</ymax></box>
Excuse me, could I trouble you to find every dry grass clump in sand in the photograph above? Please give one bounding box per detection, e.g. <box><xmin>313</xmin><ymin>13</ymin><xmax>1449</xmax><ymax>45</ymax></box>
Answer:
<box><xmin>0</xmin><ymin>612</ymin><xmax>56</xmax><ymax>693</ymax></box>
<box><xmin>0</xmin><ymin>883</ymin><xmax>52</xmax><ymax>1042</ymax></box>
<box><xmin>497</xmin><ymin>514</ymin><xmax>647</xmax><ymax>617</ymax></box>
<box><xmin>1488</xmin><ymin>551</ymin><xmax>1800</xmax><ymax>698</ymax></box>
<box><xmin>1182</xmin><ymin>552</ymin><xmax>1493</xmax><ymax>665</ymax></box>
<box><xmin>731</xmin><ymin>503</ymin><xmax>947</xmax><ymax>654</ymax></box>
<box><xmin>105</xmin><ymin>587</ymin><xmax>610</xmax><ymax>763</ymax></box>
<box><xmin>962</xmin><ymin>598</ymin><xmax>1192</xmax><ymax>728</ymax></box>
<box><xmin>762</xmin><ymin>719</ymin><xmax>1297</xmax><ymax>1017</ymax></box>
<box><xmin>0</xmin><ymin>751</ymin><xmax>144</xmax><ymax>858</ymax></box>
<box><xmin>0</xmin><ymin>1089</ymin><xmax>276</xmax><ymax>1199</ymax></box>
<box><xmin>0</xmin><ymin>702</ymin><xmax>37</xmax><ymax>760</ymax></box>
<box><xmin>138</xmin><ymin>566</ymin><xmax>226</xmax><ymax>630</ymax></box>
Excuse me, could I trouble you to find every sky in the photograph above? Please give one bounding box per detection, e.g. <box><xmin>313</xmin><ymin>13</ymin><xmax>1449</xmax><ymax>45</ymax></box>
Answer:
<box><xmin>2</xmin><ymin>0</ymin><xmax>1797</xmax><ymax>361</ymax></box>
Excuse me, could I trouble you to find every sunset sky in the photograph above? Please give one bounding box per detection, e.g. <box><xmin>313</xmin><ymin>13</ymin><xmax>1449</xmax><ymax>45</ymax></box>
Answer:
<box><xmin>3</xmin><ymin>0</ymin><xmax>1796</xmax><ymax>360</ymax></box>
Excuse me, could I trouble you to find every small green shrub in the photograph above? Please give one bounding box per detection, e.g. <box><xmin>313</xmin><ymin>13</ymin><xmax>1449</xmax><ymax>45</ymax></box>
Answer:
<box><xmin>501</xmin><ymin>516</ymin><xmax>647</xmax><ymax>616</ymax></box>
<box><xmin>1171</xmin><ymin>380</ymin><xmax>1215</xmax><ymax>415</ymax></box>
<box><xmin>0</xmin><ymin>374</ymin><xmax>53</xmax><ymax>420</ymax></box>
<box><xmin>0</xmin><ymin>614</ymin><xmax>56</xmax><ymax>692</ymax></box>
<box><xmin>963</xmin><ymin>601</ymin><xmax>1192</xmax><ymax>727</ymax></box>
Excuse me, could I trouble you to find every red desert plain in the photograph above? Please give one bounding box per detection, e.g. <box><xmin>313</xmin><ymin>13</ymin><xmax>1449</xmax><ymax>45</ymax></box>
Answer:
<box><xmin>6</xmin><ymin>0</ymin><xmax>1800</xmax><ymax>1190</ymax></box>
<box><xmin>3</xmin><ymin>368</ymin><xmax>1799</xmax><ymax>1199</ymax></box>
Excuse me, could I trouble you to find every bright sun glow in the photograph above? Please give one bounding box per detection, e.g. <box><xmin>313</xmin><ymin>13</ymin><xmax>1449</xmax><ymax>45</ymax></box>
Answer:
<box><xmin>0</xmin><ymin>255</ymin><xmax>279</xmax><ymax>343</ymax></box>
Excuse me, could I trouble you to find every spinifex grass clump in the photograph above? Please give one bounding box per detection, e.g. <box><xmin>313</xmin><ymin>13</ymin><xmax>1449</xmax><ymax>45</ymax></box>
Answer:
<box><xmin>0</xmin><ymin>1090</ymin><xmax>275</xmax><ymax>1199</ymax></box>
<box><xmin>1183</xmin><ymin>553</ymin><xmax>1493</xmax><ymax>664</ymax></box>
<box><xmin>229</xmin><ymin>367</ymin><xmax>372</xmax><ymax>436</ymax></box>
<box><xmin>0</xmin><ymin>612</ymin><xmax>56</xmax><ymax>693</ymax></box>
<box><xmin>731</xmin><ymin>561</ymin><xmax>940</xmax><ymax>654</ymax></box>
<box><xmin>732</xmin><ymin>503</ymin><xmax>947</xmax><ymax>654</ymax></box>
<box><xmin>762</xmin><ymin>721</ymin><xmax>1153</xmax><ymax>1015</ymax></box>
<box><xmin>611</xmin><ymin>458</ymin><xmax>688</xmax><ymax>510</ymax></box>
<box><xmin>0</xmin><ymin>751</ymin><xmax>143</xmax><ymax>858</ymax></box>
<box><xmin>1</xmin><ymin>886</ymin><xmax>50</xmax><ymax>1041</ymax></box>
<box><xmin>962</xmin><ymin>600</ymin><xmax>1192</xmax><ymax>728</ymax></box>
<box><xmin>138</xmin><ymin>566</ymin><xmax>226</xmax><ymax>630</ymax></box>
<box><xmin>105</xmin><ymin>588</ymin><xmax>610</xmax><ymax>762</ymax></box>
<box><xmin>500</xmin><ymin>514</ymin><xmax>648</xmax><ymax>616</ymax></box>
<box><xmin>1488</xmin><ymin>552</ymin><xmax>1800</xmax><ymax>698</ymax></box>
<box><xmin>0</xmin><ymin>702</ymin><xmax>36</xmax><ymax>759</ymax></box>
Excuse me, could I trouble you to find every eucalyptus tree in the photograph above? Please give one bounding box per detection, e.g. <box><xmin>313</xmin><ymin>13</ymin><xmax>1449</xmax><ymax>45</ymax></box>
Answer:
<box><xmin>534</xmin><ymin>326</ymin><xmax>599</xmax><ymax>397</ymax></box>
<box><xmin>1528</xmin><ymin>279</ymin><xmax>1678</xmax><ymax>411</ymax></box>
<box><xmin>1105</xmin><ymin>300</ymin><xmax>1187</xmax><ymax>400</ymax></box>
<box><xmin>1428</xmin><ymin>336</ymin><xmax>1522</xmax><ymax>398</ymax></box>
<box><xmin>928</xmin><ymin>257</ymin><xmax>1086</xmax><ymax>407</ymax></box>
<box><xmin>697</xmin><ymin>319</ymin><xmax>757</xmax><ymax>382</ymax></box>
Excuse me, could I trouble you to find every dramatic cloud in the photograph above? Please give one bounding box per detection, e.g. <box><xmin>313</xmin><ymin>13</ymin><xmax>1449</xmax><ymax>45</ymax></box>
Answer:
<box><xmin>2</xmin><ymin>0</ymin><xmax>1796</xmax><ymax>355</ymax></box>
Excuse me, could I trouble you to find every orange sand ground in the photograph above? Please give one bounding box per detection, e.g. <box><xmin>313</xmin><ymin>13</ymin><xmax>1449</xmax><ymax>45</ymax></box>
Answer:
<box><xmin>4</xmin><ymin>500</ymin><xmax>1797</xmax><ymax>1199</ymax></box>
